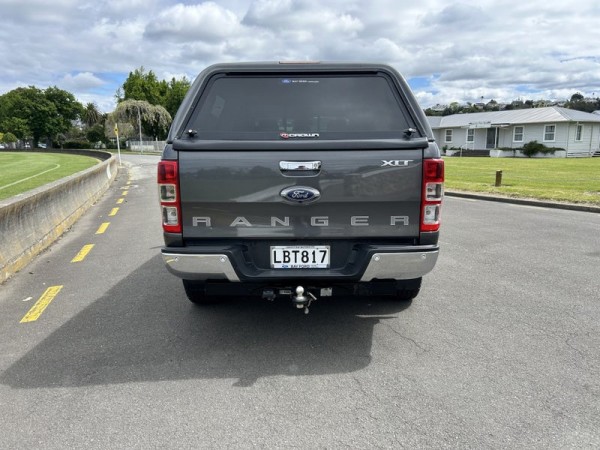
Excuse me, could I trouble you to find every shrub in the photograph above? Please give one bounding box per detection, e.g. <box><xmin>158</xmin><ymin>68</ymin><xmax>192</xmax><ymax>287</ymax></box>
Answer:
<box><xmin>63</xmin><ymin>140</ymin><xmax>92</xmax><ymax>149</ymax></box>
<box><xmin>2</xmin><ymin>132</ymin><xmax>17</xmax><ymax>144</ymax></box>
<box><xmin>521</xmin><ymin>140</ymin><xmax>561</xmax><ymax>158</ymax></box>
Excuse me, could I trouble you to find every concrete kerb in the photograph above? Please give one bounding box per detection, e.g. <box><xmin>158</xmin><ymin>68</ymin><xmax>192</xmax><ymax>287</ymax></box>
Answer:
<box><xmin>446</xmin><ymin>191</ymin><xmax>600</xmax><ymax>214</ymax></box>
<box><xmin>0</xmin><ymin>151</ymin><xmax>119</xmax><ymax>283</ymax></box>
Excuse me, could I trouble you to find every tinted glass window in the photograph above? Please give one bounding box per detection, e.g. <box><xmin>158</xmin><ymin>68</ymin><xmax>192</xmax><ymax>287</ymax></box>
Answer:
<box><xmin>186</xmin><ymin>75</ymin><xmax>414</xmax><ymax>139</ymax></box>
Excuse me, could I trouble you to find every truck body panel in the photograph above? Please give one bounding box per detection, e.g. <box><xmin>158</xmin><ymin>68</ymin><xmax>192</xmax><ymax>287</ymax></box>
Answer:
<box><xmin>178</xmin><ymin>148</ymin><xmax>423</xmax><ymax>239</ymax></box>
<box><xmin>158</xmin><ymin>62</ymin><xmax>443</xmax><ymax>306</ymax></box>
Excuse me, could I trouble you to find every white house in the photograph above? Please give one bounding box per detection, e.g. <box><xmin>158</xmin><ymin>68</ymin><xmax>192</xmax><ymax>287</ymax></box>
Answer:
<box><xmin>427</xmin><ymin>107</ymin><xmax>600</xmax><ymax>157</ymax></box>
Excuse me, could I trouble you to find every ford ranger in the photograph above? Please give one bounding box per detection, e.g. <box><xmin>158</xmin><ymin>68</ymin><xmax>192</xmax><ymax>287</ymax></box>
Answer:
<box><xmin>158</xmin><ymin>62</ymin><xmax>444</xmax><ymax>312</ymax></box>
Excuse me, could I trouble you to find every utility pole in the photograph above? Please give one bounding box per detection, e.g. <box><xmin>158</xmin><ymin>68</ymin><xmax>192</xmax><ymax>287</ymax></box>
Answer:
<box><xmin>137</xmin><ymin>105</ymin><xmax>143</xmax><ymax>154</ymax></box>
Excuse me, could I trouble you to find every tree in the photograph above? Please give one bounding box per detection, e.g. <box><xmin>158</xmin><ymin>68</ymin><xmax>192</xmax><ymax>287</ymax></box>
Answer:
<box><xmin>485</xmin><ymin>99</ymin><xmax>499</xmax><ymax>111</ymax></box>
<box><xmin>111</xmin><ymin>99</ymin><xmax>171</xmax><ymax>140</ymax></box>
<box><xmin>0</xmin><ymin>87</ymin><xmax>55</xmax><ymax>146</ymax></box>
<box><xmin>86</xmin><ymin>124</ymin><xmax>106</xmax><ymax>144</ymax></box>
<box><xmin>1</xmin><ymin>132</ymin><xmax>17</xmax><ymax>149</ymax></box>
<box><xmin>570</xmin><ymin>92</ymin><xmax>584</xmax><ymax>102</ymax></box>
<box><xmin>1</xmin><ymin>117</ymin><xmax>31</xmax><ymax>140</ymax></box>
<box><xmin>164</xmin><ymin>77</ymin><xmax>191</xmax><ymax>117</ymax></box>
<box><xmin>0</xmin><ymin>86</ymin><xmax>83</xmax><ymax>146</ymax></box>
<box><xmin>44</xmin><ymin>86</ymin><xmax>82</xmax><ymax>130</ymax></box>
<box><xmin>82</xmin><ymin>102</ymin><xmax>102</xmax><ymax>128</ymax></box>
<box><xmin>119</xmin><ymin>67</ymin><xmax>190</xmax><ymax>117</ymax></box>
<box><xmin>121</xmin><ymin>67</ymin><xmax>166</xmax><ymax>105</ymax></box>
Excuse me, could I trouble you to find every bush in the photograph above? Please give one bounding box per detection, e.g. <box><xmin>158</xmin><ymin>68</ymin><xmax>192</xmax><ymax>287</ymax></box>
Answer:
<box><xmin>2</xmin><ymin>132</ymin><xmax>17</xmax><ymax>144</ymax></box>
<box><xmin>63</xmin><ymin>140</ymin><xmax>92</xmax><ymax>149</ymax></box>
<box><xmin>521</xmin><ymin>140</ymin><xmax>562</xmax><ymax>158</ymax></box>
<box><xmin>105</xmin><ymin>140</ymin><xmax>126</xmax><ymax>150</ymax></box>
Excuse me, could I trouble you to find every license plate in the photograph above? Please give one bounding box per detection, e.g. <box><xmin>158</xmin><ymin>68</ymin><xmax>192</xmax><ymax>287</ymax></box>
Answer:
<box><xmin>270</xmin><ymin>246</ymin><xmax>330</xmax><ymax>269</ymax></box>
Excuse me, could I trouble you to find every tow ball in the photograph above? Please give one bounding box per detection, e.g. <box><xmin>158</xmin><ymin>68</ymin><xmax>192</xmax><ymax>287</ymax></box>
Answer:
<box><xmin>292</xmin><ymin>286</ymin><xmax>317</xmax><ymax>314</ymax></box>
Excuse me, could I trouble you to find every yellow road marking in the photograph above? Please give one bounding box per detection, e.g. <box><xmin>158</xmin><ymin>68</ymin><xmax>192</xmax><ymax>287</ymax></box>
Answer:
<box><xmin>109</xmin><ymin>207</ymin><xmax>119</xmax><ymax>216</ymax></box>
<box><xmin>20</xmin><ymin>285</ymin><xmax>63</xmax><ymax>323</ymax></box>
<box><xmin>96</xmin><ymin>222</ymin><xmax>110</xmax><ymax>234</ymax></box>
<box><xmin>71</xmin><ymin>244</ymin><xmax>94</xmax><ymax>262</ymax></box>
<box><xmin>116</xmin><ymin>198</ymin><xmax>124</xmax><ymax>204</ymax></box>
<box><xmin>122</xmin><ymin>190</ymin><xmax>128</xmax><ymax>196</ymax></box>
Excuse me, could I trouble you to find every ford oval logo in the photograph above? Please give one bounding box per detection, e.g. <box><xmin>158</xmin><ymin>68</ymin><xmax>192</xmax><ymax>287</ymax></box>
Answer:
<box><xmin>280</xmin><ymin>186</ymin><xmax>321</xmax><ymax>204</ymax></box>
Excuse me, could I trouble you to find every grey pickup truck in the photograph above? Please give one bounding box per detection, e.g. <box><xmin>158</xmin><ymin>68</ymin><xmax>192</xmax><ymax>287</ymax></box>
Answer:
<box><xmin>158</xmin><ymin>62</ymin><xmax>444</xmax><ymax>312</ymax></box>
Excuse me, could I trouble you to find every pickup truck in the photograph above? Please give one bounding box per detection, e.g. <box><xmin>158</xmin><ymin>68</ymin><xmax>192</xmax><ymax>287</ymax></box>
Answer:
<box><xmin>158</xmin><ymin>62</ymin><xmax>444</xmax><ymax>312</ymax></box>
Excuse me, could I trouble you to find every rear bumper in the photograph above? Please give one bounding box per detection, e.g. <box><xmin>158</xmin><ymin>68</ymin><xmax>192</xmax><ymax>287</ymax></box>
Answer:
<box><xmin>359</xmin><ymin>251</ymin><xmax>438</xmax><ymax>281</ymax></box>
<box><xmin>162</xmin><ymin>246</ymin><xmax>439</xmax><ymax>282</ymax></box>
<box><xmin>162</xmin><ymin>254</ymin><xmax>241</xmax><ymax>281</ymax></box>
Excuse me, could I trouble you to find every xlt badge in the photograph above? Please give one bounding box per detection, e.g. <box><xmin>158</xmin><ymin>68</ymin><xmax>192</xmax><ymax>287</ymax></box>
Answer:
<box><xmin>381</xmin><ymin>160</ymin><xmax>413</xmax><ymax>167</ymax></box>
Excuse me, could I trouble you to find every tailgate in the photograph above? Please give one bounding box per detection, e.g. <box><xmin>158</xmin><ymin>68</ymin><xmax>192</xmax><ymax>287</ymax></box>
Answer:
<box><xmin>179</xmin><ymin>148</ymin><xmax>422</xmax><ymax>239</ymax></box>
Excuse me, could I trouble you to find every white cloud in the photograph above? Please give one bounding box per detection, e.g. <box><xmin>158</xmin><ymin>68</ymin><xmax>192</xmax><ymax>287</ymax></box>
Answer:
<box><xmin>145</xmin><ymin>2</ymin><xmax>242</xmax><ymax>42</ymax></box>
<box><xmin>59</xmin><ymin>72</ymin><xmax>106</xmax><ymax>91</ymax></box>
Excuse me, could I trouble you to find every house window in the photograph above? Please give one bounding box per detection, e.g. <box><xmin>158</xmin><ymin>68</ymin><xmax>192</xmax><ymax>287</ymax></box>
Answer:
<box><xmin>575</xmin><ymin>124</ymin><xmax>583</xmax><ymax>141</ymax></box>
<box><xmin>513</xmin><ymin>126</ymin><xmax>524</xmax><ymax>142</ymax></box>
<box><xmin>445</xmin><ymin>129</ymin><xmax>453</xmax><ymax>143</ymax></box>
<box><xmin>544</xmin><ymin>124</ymin><xmax>556</xmax><ymax>142</ymax></box>
<box><xmin>466</xmin><ymin>129</ymin><xmax>474</xmax><ymax>142</ymax></box>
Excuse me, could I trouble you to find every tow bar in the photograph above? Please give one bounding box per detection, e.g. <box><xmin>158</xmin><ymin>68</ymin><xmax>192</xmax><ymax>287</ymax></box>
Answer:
<box><xmin>292</xmin><ymin>286</ymin><xmax>317</xmax><ymax>314</ymax></box>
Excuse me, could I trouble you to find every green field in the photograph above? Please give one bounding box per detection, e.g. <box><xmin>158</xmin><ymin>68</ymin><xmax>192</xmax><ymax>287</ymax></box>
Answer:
<box><xmin>0</xmin><ymin>152</ymin><xmax>99</xmax><ymax>201</ymax></box>
<box><xmin>444</xmin><ymin>157</ymin><xmax>600</xmax><ymax>205</ymax></box>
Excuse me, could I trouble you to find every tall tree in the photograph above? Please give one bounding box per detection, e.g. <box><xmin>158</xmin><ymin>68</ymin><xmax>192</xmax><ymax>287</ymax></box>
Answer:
<box><xmin>0</xmin><ymin>87</ymin><xmax>55</xmax><ymax>145</ymax></box>
<box><xmin>0</xmin><ymin>86</ymin><xmax>82</xmax><ymax>146</ymax></box>
<box><xmin>121</xmin><ymin>67</ymin><xmax>166</xmax><ymax>105</ymax></box>
<box><xmin>44</xmin><ymin>86</ymin><xmax>83</xmax><ymax>143</ymax></box>
<box><xmin>570</xmin><ymin>92</ymin><xmax>584</xmax><ymax>102</ymax></box>
<box><xmin>82</xmin><ymin>102</ymin><xmax>102</xmax><ymax>128</ymax></box>
<box><xmin>164</xmin><ymin>77</ymin><xmax>191</xmax><ymax>117</ymax></box>
<box><xmin>119</xmin><ymin>67</ymin><xmax>190</xmax><ymax>117</ymax></box>
<box><xmin>112</xmin><ymin>99</ymin><xmax>171</xmax><ymax>140</ymax></box>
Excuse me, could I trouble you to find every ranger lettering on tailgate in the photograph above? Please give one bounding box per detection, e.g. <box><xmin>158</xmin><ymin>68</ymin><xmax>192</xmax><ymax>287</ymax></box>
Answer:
<box><xmin>191</xmin><ymin>216</ymin><xmax>410</xmax><ymax>228</ymax></box>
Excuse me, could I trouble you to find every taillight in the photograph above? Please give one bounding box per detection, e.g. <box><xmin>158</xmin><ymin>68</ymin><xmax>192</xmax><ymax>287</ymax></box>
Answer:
<box><xmin>158</xmin><ymin>160</ymin><xmax>181</xmax><ymax>234</ymax></box>
<box><xmin>421</xmin><ymin>159</ymin><xmax>444</xmax><ymax>232</ymax></box>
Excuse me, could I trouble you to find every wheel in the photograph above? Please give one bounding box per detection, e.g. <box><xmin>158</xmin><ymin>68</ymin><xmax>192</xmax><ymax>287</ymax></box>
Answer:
<box><xmin>182</xmin><ymin>280</ymin><xmax>215</xmax><ymax>305</ymax></box>
<box><xmin>395</xmin><ymin>278</ymin><xmax>422</xmax><ymax>301</ymax></box>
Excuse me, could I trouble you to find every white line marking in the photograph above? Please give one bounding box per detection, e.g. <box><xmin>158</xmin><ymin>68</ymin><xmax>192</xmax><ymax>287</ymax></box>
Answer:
<box><xmin>0</xmin><ymin>164</ymin><xmax>61</xmax><ymax>191</ymax></box>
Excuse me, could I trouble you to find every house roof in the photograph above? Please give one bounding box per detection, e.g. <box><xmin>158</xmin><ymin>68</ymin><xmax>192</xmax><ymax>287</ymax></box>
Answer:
<box><xmin>427</xmin><ymin>106</ymin><xmax>600</xmax><ymax>129</ymax></box>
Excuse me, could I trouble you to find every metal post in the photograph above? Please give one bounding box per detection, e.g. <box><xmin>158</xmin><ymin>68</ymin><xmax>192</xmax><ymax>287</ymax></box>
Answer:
<box><xmin>137</xmin><ymin>106</ymin><xmax>143</xmax><ymax>154</ymax></box>
<box><xmin>114</xmin><ymin>124</ymin><xmax>121</xmax><ymax>166</ymax></box>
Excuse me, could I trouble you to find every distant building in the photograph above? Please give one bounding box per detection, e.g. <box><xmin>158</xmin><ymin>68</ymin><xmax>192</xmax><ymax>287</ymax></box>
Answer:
<box><xmin>428</xmin><ymin>106</ymin><xmax>600</xmax><ymax>157</ymax></box>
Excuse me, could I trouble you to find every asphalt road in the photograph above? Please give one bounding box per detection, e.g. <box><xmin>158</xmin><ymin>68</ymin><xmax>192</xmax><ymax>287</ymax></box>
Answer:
<box><xmin>1</xmin><ymin>154</ymin><xmax>599</xmax><ymax>448</ymax></box>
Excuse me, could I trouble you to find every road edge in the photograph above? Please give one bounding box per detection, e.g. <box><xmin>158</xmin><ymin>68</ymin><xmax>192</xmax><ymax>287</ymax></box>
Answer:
<box><xmin>446</xmin><ymin>190</ymin><xmax>600</xmax><ymax>213</ymax></box>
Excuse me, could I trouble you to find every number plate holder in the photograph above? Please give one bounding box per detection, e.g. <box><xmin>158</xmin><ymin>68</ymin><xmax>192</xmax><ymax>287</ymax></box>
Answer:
<box><xmin>270</xmin><ymin>245</ymin><xmax>330</xmax><ymax>269</ymax></box>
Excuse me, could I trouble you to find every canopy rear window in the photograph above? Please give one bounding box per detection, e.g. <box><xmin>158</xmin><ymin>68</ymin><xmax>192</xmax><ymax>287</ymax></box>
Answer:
<box><xmin>184</xmin><ymin>74</ymin><xmax>416</xmax><ymax>140</ymax></box>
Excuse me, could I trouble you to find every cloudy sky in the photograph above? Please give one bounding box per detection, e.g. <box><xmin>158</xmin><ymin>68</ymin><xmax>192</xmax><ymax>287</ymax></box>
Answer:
<box><xmin>1</xmin><ymin>0</ymin><xmax>599</xmax><ymax>112</ymax></box>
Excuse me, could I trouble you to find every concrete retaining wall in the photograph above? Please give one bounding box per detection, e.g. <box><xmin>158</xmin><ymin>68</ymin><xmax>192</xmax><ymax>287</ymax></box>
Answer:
<box><xmin>0</xmin><ymin>151</ymin><xmax>118</xmax><ymax>283</ymax></box>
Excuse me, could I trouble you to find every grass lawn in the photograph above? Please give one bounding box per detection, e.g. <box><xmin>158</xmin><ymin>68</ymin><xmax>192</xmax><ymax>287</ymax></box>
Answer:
<box><xmin>444</xmin><ymin>157</ymin><xmax>600</xmax><ymax>205</ymax></box>
<box><xmin>0</xmin><ymin>152</ymin><xmax>99</xmax><ymax>201</ymax></box>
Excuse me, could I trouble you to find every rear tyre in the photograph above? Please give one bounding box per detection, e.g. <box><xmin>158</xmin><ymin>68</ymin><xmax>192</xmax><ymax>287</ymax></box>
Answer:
<box><xmin>182</xmin><ymin>280</ymin><xmax>214</xmax><ymax>305</ymax></box>
<box><xmin>395</xmin><ymin>278</ymin><xmax>422</xmax><ymax>301</ymax></box>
